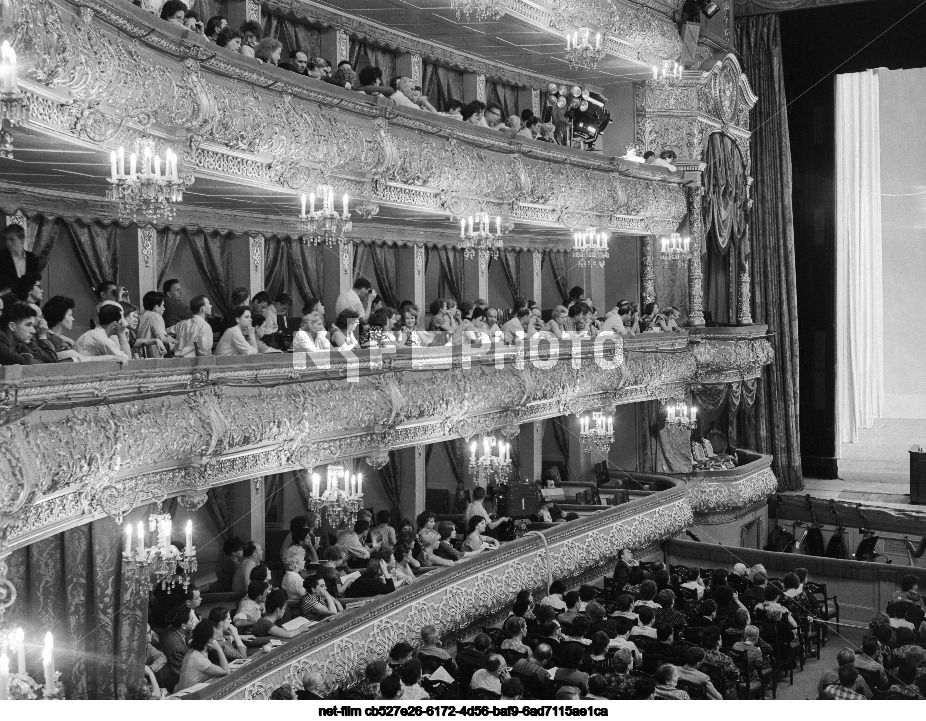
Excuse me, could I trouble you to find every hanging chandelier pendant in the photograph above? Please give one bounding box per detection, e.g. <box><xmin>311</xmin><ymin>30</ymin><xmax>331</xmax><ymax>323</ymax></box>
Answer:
<box><xmin>107</xmin><ymin>140</ymin><xmax>190</xmax><ymax>222</ymax></box>
<box><xmin>564</xmin><ymin>28</ymin><xmax>605</xmax><ymax>70</ymax></box>
<box><xmin>650</xmin><ymin>60</ymin><xmax>683</xmax><ymax>83</ymax></box>
<box><xmin>579</xmin><ymin>411</ymin><xmax>614</xmax><ymax>456</ymax></box>
<box><xmin>122</xmin><ymin>511</ymin><xmax>198</xmax><ymax>591</ymax></box>
<box><xmin>659</xmin><ymin>231</ymin><xmax>691</xmax><ymax>266</ymax></box>
<box><xmin>307</xmin><ymin>465</ymin><xmax>364</xmax><ymax>530</ymax></box>
<box><xmin>450</xmin><ymin>0</ymin><xmax>505</xmax><ymax>22</ymax></box>
<box><xmin>468</xmin><ymin>435</ymin><xmax>512</xmax><ymax>486</ymax></box>
<box><xmin>458</xmin><ymin>213</ymin><xmax>507</xmax><ymax>260</ymax></box>
<box><xmin>572</xmin><ymin>226</ymin><xmax>609</xmax><ymax>268</ymax></box>
<box><xmin>665</xmin><ymin>402</ymin><xmax>698</xmax><ymax>430</ymax></box>
<box><xmin>300</xmin><ymin>184</ymin><xmax>352</xmax><ymax>246</ymax></box>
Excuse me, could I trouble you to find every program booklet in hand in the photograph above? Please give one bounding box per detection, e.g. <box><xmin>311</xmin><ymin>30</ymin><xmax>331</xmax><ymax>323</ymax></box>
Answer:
<box><xmin>281</xmin><ymin>616</ymin><xmax>316</xmax><ymax>632</ymax></box>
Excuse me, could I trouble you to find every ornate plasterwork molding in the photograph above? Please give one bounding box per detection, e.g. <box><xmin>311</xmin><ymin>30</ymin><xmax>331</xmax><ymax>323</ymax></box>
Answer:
<box><xmin>195</xmin><ymin>488</ymin><xmax>694</xmax><ymax>699</ymax></box>
<box><xmin>689</xmin><ymin>461</ymin><xmax>778</xmax><ymax>518</ymax></box>
<box><xmin>733</xmin><ymin>0</ymin><xmax>866</xmax><ymax>16</ymax></box>
<box><xmin>4</xmin><ymin>0</ymin><xmax>687</xmax><ymax>238</ymax></box>
<box><xmin>0</xmin><ymin>333</ymin><xmax>772</xmax><ymax>556</ymax></box>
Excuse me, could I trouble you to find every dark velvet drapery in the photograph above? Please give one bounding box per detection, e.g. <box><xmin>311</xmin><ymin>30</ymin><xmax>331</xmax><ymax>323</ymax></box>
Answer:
<box><xmin>288</xmin><ymin>238</ymin><xmax>324</xmax><ymax>304</ymax></box>
<box><xmin>370</xmin><ymin>243</ymin><xmax>400</xmax><ymax>310</ymax></box>
<box><xmin>263</xmin><ymin>12</ymin><xmax>322</xmax><ymax>62</ymax></box>
<box><xmin>377</xmin><ymin>451</ymin><xmax>403</xmax><ymax>524</ymax></box>
<box><xmin>422</xmin><ymin>62</ymin><xmax>463</xmax><ymax>113</ymax></box>
<box><xmin>187</xmin><ymin>230</ymin><xmax>233</xmax><ymax>319</ymax></box>
<box><xmin>263</xmin><ymin>235</ymin><xmax>288</xmax><ymax>301</ymax></box>
<box><xmin>486</xmin><ymin>80</ymin><xmax>521</xmax><ymax>119</ymax></box>
<box><xmin>4</xmin><ymin>517</ymin><xmax>148</xmax><ymax>699</ymax></box>
<box><xmin>350</xmin><ymin>40</ymin><xmax>397</xmax><ymax>87</ymax></box>
<box><xmin>435</xmin><ymin>246</ymin><xmax>467</xmax><ymax>304</ymax></box>
<box><xmin>546</xmin><ymin>250</ymin><xmax>570</xmax><ymax>305</ymax></box>
<box><xmin>62</xmin><ymin>220</ymin><xmax>121</xmax><ymax>290</ymax></box>
<box><xmin>736</xmin><ymin>14</ymin><xmax>804</xmax><ymax>491</ymax></box>
<box><xmin>493</xmin><ymin>249</ymin><xmax>522</xmax><ymax>304</ymax></box>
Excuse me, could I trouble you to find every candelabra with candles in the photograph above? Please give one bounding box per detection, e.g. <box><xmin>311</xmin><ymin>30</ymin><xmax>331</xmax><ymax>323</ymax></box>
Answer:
<box><xmin>659</xmin><ymin>232</ymin><xmax>691</xmax><ymax>266</ymax></box>
<box><xmin>459</xmin><ymin>213</ymin><xmax>506</xmax><ymax>260</ymax></box>
<box><xmin>0</xmin><ymin>41</ymin><xmax>27</xmax><ymax>160</ymax></box>
<box><xmin>122</xmin><ymin>512</ymin><xmax>197</xmax><ymax>591</ymax></box>
<box><xmin>565</xmin><ymin>28</ymin><xmax>605</xmax><ymax>70</ymax></box>
<box><xmin>308</xmin><ymin>466</ymin><xmax>364</xmax><ymax>530</ymax></box>
<box><xmin>651</xmin><ymin>60</ymin><xmax>683</xmax><ymax>83</ymax></box>
<box><xmin>665</xmin><ymin>402</ymin><xmax>697</xmax><ymax>429</ymax></box>
<box><xmin>579</xmin><ymin>411</ymin><xmax>614</xmax><ymax>455</ymax></box>
<box><xmin>572</xmin><ymin>227</ymin><xmax>609</xmax><ymax>268</ymax></box>
<box><xmin>468</xmin><ymin>435</ymin><xmax>512</xmax><ymax>486</ymax></box>
<box><xmin>107</xmin><ymin>140</ymin><xmax>188</xmax><ymax>221</ymax></box>
<box><xmin>449</xmin><ymin>0</ymin><xmax>504</xmax><ymax>21</ymax></box>
<box><xmin>299</xmin><ymin>186</ymin><xmax>352</xmax><ymax>246</ymax></box>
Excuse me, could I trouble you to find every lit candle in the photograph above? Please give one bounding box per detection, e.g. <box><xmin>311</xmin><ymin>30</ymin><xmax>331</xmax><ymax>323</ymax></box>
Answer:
<box><xmin>309</xmin><ymin>192</ymin><xmax>316</xmax><ymax>215</ymax></box>
<box><xmin>496</xmin><ymin>216</ymin><xmax>501</xmax><ymax>235</ymax></box>
<box><xmin>483</xmin><ymin>437</ymin><xmax>490</xmax><ymax>459</ymax></box>
<box><xmin>468</xmin><ymin>216</ymin><xmax>474</xmax><ymax>235</ymax></box>
<box><xmin>42</xmin><ymin>633</ymin><xmax>55</xmax><ymax>699</ymax></box>
<box><xmin>4</xmin><ymin>41</ymin><xmax>15</xmax><ymax>90</ymax></box>
<box><xmin>691</xmin><ymin>407</ymin><xmax>697</xmax><ymax>423</ymax></box>
<box><xmin>301</xmin><ymin>194</ymin><xmax>307</xmax><ymax>218</ymax></box>
<box><xmin>661</xmin><ymin>237</ymin><xmax>668</xmax><ymax>253</ymax></box>
<box><xmin>470</xmin><ymin>441</ymin><xmax>477</xmax><ymax>464</ymax></box>
<box><xmin>460</xmin><ymin>218</ymin><xmax>466</xmax><ymax>239</ymax></box>
<box><xmin>117</xmin><ymin>146</ymin><xmax>125</xmax><ymax>177</ymax></box>
<box><xmin>143</xmin><ymin>146</ymin><xmax>151</xmax><ymax>176</ymax></box>
<box><xmin>110</xmin><ymin>150</ymin><xmax>118</xmax><ymax>180</ymax></box>
<box><xmin>357</xmin><ymin>474</ymin><xmax>363</xmax><ymax>496</ymax></box>
<box><xmin>566</xmin><ymin>32</ymin><xmax>571</xmax><ymax>51</ymax></box>
<box><xmin>596</xmin><ymin>33</ymin><xmax>601</xmax><ymax>49</ymax></box>
<box><xmin>0</xmin><ymin>653</ymin><xmax>9</xmax><ymax>701</ymax></box>
<box><xmin>185</xmin><ymin>520</ymin><xmax>193</xmax><ymax>554</ymax></box>
<box><xmin>342</xmin><ymin>193</ymin><xmax>348</xmax><ymax>216</ymax></box>
<box><xmin>154</xmin><ymin>154</ymin><xmax>161</xmax><ymax>178</ymax></box>
<box><xmin>129</xmin><ymin>152</ymin><xmax>137</xmax><ymax>178</ymax></box>
<box><xmin>137</xmin><ymin>521</ymin><xmax>145</xmax><ymax>561</ymax></box>
<box><xmin>124</xmin><ymin>523</ymin><xmax>132</xmax><ymax>557</ymax></box>
<box><xmin>13</xmin><ymin>628</ymin><xmax>24</xmax><ymax>675</ymax></box>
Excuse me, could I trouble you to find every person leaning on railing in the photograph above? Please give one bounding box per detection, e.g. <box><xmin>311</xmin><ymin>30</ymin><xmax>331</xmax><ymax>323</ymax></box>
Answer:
<box><xmin>300</xmin><ymin>574</ymin><xmax>343</xmax><ymax>620</ymax></box>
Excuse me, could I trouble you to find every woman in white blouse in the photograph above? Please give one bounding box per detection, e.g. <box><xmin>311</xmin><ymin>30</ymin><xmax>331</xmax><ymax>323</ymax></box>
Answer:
<box><xmin>292</xmin><ymin>311</ymin><xmax>331</xmax><ymax>352</ymax></box>
<box><xmin>392</xmin><ymin>542</ymin><xmax>420</xmax><ymax>586</ymax></box>
<box><xmin>330</xmin><ymin>309</ymin><xmax>360</xmax><ymax>349</ymax></box>
<box><xmin>281</xmin><ymin>545</ymin><xmax>307</xmax><ymax>601</ymax></box>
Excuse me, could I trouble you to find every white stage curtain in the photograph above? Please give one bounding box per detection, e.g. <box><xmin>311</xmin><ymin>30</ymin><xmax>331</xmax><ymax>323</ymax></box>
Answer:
<box><xmin>836</xmin><ymin>70</ymin><xmax>883</xmax><ymax>445</ymax></box>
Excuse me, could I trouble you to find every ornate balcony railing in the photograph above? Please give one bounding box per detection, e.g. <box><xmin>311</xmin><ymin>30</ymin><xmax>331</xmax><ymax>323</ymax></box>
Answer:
<box><xmin>0</xmin><ymin>0</ymin><xmax>688</xmax><ymax>238</ymax></box>
<box><xmin>0</xmin><ymin>332</ymin><xmax>772</xmax><ymax>558</ymax></box>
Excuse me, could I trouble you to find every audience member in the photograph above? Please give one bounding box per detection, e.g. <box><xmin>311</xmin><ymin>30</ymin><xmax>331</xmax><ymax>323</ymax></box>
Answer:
<box><xmin>75</xmin><ymin>303</ymin><xmax>130</xmax><ymax>360</ymax></box>
<box><xmin>232</xmin><ymin>541</ymin><xmax>263</xmax><ymax>595</ymax></box>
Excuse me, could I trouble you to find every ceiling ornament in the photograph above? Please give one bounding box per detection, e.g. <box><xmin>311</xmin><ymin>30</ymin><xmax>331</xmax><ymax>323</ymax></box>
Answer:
<box><xmin>107</xmin><ymin>138</ymin><xmax>190</xmax><ymax>222</ymax></box>
<box><xmin>450</xmin><ymin>0</ymin><xmax>505</xmax><ymax>23</ymax></box>
<box><xmin>0</xmin><ymin>42</ymin><xmax>27</xmax><ymax>159</ymax></box>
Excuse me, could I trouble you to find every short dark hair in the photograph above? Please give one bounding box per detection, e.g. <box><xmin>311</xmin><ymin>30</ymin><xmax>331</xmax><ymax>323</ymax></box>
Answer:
<box><xmin>896</xmin><ymin>660</ymin><xmax>917</xmax><ymax>685</ymax></box>
<box><xmin>222</xmin><ymin>537</ymin><xmax>244</xmax><ymax>555</ymax></box>
<box><xmin>699</xmin><ymin>599</ymin><xmax>717</xmax><ymax>616</ymax></box>
<box><xmin>353</xmin><ymin>519</ymin><xmax>370</xmax><ymax>534</ymax></box>
<box><xmin>685</xmin><ymin>646</ymin><xmax>705</xmax><ymax>666</ymax></box>
<box><xmin>568</xmin><ymin>285</ymin><xmax>584</xmax><ymax>301</ymax></box>
<box><xmin>98</xmin><ymin>303</ymin><xmax>123</xmax><ymax>327</ymax></box>
<box><xmin>501</xmin><ymin>677</ymin><xmax>523</xmax><ymax>698</ymax></box>
<box><xmin>246</xmin><ymin>580</ymin><xmax>269</xmax><ymax>600</ymax></box>
<box><xmin>358</xmin><ymin>66</ymin><xmax>383</xmax><ymax>86</ymax></box>
<box><xmin>472</xmin><ymin>633</ymin><xmax>493</xmax><ymax>652</ymax></box>
<box><xmin>239</xmin><ymin>20</ymin><xmax>262</xmax><ymax>38</ymax></box>
<box><xmin>265</xmin><ymin>588</ymin><xmax>288</xmax><ymax>615</ymax></box>
<box><xmin>643</xmin><ymin>150</ymin><xmax>655</xmax><ymax>160</ymax></box>
<box><xmin>901</xmin><ymin>574</ymin><xmax>919</xmax><ymax>592</ymax></box>
<box><xmin>42</xmin><ymin>295</ymin><xmax>75</xmax><ymax>328</ymax></box>
<box><xmin>437</xmin><ymin>520</ymin><xmax>455</xmax><ymax>540</ymax></box>
<box><xmin>251</xmin><ymin>291</ymin><xmax>271</xmax><ymax>306</ymax></box>
<box><xmin>389</xmin><ymin>641</ymin><xmax>414</xmax><ymax>661</ymax></box>
<box><xmin>162</xmin><ymin>279</ymin><xmax>180</xmax><ymax>295</ymax></box>
<box><xmin>231</xmin><ymin>305</ymin><xmax>250</xmax><ymax>320</ymax></box>
<box><xmin>208</xmin><ymin>606</ymin><xmax>230</xmax><ymax>626</ymax></box>
<box><xmin>352</xmin><ymin>277</ymin><xmax>373</xmax><ymax>291</ymax></box>
<box><xmin>399</xmin><ymin>660</ymin><xmax>422</xmax><ymax>685</ymax></box>
<box><xmin>216</xmin><ymin>28</ymin><xmax>241</xmax><ymax>47</ymax></box>
<box><xmin>378</xmin><ymin>674</ymin><xmax>401</xmax><ymax>699</ymax></box>
<box><xmin>14</xmin><ymin>271</ymin><xmax>40</xmax><ymax>301</ymax></box>
<box><xmin>95</xmin><ymin>279</ymin><xmax>118</xmax><ymax>298</ymax></box>
<box><xmin>637</xmin><ymin>606</ymin><xmax>655</xmax><ymax>625</ymax></box>
<box><xmin>416</xmin><ymin>510</ymin><xmax>436</xmax><ymax>529</ymax></box>
<box><xmin>564</xmin><ymin>590</ymin><xmax>580</xmax><ymax>608</ymax></box>
<box><xmin>656</xmin><ymin>623</ymin><xmax>673</xmax><ymax>642</ymax></box>
<box><xmin>243</xmin><ymin>541</ymin><xmax>259</xmax><ymax>557</ymax></box>
<box><xmin>2</xmin><ymin>223</ymin><xmax>24</xmax><ymax>242</ymax></box>
<box><xmin>204</xmin><ymin>15</ymin><xmax>226</xmax><ymax>36</ymax></box>
<box><xmin>837</xmin><ymin>663</ymin><xmax>858</xmax><ymax>688</ymax></box>
<box><xmin>334</xmin><ymin>308</ymin><xmax>359</xmax><ymax>330</ymax></box>
<box><xmin>160</xmin><ymin>0</ymin><xmax>188</xmax><ymax>21</ymax></box>
<box><xmin>141</xmin><ymin>290</ymin><xmax>166</xmax><ymax>311</ymax></box>
<box><xmin>189</xmin><ymin>618</ymin><xmax>214</xmax><ymax>651</ymax></box>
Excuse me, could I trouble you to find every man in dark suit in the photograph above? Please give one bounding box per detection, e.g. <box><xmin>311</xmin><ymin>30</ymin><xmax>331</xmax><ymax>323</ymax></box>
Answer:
<box><xmin>296</xmin><ymin>671</ymin><xmax>325</xmax><ymax>700</ymax></box>
<box><xmin>0</xmin><ymin>224</ymin><xmax>38</xmax><ymax>296</ymax></box>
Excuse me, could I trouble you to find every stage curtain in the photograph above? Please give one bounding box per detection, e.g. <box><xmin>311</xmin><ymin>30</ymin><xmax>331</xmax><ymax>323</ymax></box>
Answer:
<box><xmin>205</xmin><ymin>486</ymin><xmax>235</xmax><ymax>537</ymax></box>
<box><xmin>551</xmin><ymin>417</ymin><xmax>570</xmax><ymax>479</ymax></box>
<box><xmin>835</xmin><ymin>70</ymin><xmax>883</xmax><ymax>445</ymax></box>
<box><xmin>28</xmin><ymin>215</ymin><xmax>64</xmax><ymax>271</ymax></box>
<box><xmin>736</xmin><ymin>13</ymin><xmax>803</xmax><ymax>490</ymax></box>
<box><xmin>187</xmin><ymin>230</ymin><xmax>233</xmax><ymax>319</ymax></box>
<box><xmin>702</xmin><ymin>133</ymin><xmax>749</xmax><ymax>255</ymax></box>
<box><xmin>352</xmin><ymin>242</ymin><xmax>369</xmax><ymax>285</ymax></box>
<box><xmin>263</xmin><ymin>235</ymin><xmax>288</xmax><ymax>302</ymax></box>
<box><xmin>4</xmin><ymin>517</ymin><xmax>148</xmax><ymax>699</ymax></box>
<box><xmin>546</xmin><ymin>250</ymin><xmax>570</xmax><ymax>305</ymax></box>
<box><xmin>422</xmin><ymin>62</ymin><xmax>463</xmax><ymax>112</ymax></box>
<box><xmin>371</xmin><ymin>243</ymin><xmax>400</xmax><ymax>309</ymax></box>
<box><xmin>156</xmin><ymin>228</ymin><xmax>186</xmax><ymax>288</ymax></box>
<box><xmin>287</xmin><ymin>238</ymin><xmax>324</xmax><ymax>304</ymax></box>
<box><xmin>263</xmin><ymin>12</ymin><xmax>322</xmax><ymax>61</ymax></box>
<box><xmin>62</xmin><ymin>220</ymin><xmax>121</xmax><ymax>290</ymax></box>
<box><xmin>486</xmin><ymin>79</ymin><xmax>521</xmax><ymax>118</ymax></box>
<box><xmin>436</xmin><ymin>246</ymin><xmax>466</xmax><ymax>304</ymax></box>
<box><xmin>350</xmin><ymin>40</ymin><xmax>397</xmax><ymax>86</ymax></box>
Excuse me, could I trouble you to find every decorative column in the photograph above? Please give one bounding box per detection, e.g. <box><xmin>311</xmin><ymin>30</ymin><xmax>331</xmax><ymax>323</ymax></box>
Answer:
<box><xmin>519</xmin><ymin>421</ymin><xmax>544</xmax><ymax>483</ymax></box>
<box><xmin>396</xmin><ymin>53</ymin><xmax>422</xmax><ymax>87</ymax></box>
<box><xmin>250</xmin><ymin>476</ymin><xmax>266</xmax><ymax>551</ymax></box>
<box><xmin>339</xmin><ymin>240</ymin><xmax>353</xmax><ymax>296</ymax></box>
<box><xmin>397</xmin><ymin>444</ymin><xmax>427</xmax><ymax>522</ymax></box>
<box><xmin>532</xmin><ymin>89</ymin><xmax>541</xmax><ymax>118</ymax></box>
<box><xmin>320</xmin><ymin>29</ymin><xmax>350</xmax><ymax>66</ymax></box>
<box><xmin>227</xmin><ymin>0</ymin><xmax>261</xmax><ymax>34</ymax></box>
<box><xmin>5</xmin><ymin>210</ymin><xmax>27</xmax><ymax>249</ymax></box>
<box><xmin>737</xmin><ymin>254</ymin><xmax>754</xmax><ymax>326</ymax></box>
<box><xmin>137</xmin><ymin>225</ymin><xmax>158</xmax><ymax>297</ymax></box>
<box><xmin>641</xmin><ymin>235</ymin><xmax>656</xmax><ymax>305</ymax></box>
<box><xmin>463</xmin><ymin>73</ymin><xmax>486</xmax><ymax>103</ymax></box>
<box><xmin>686</xmin><ymin>187</ymin><xmax>705</xmax><ymax>327</ymax></box>
<box><xmin>413</xmin><ymin>244</ymin><xmax>426</xmax><ymax>311</ymax></box>
<box><xmin>478</xmin><ymin>249</ymin><xmax>489</xmax><ymax>302</ymax></box>
<box><xmin>248</xmin><ymin>233</ymin><xmax>264</xmax><ymax>298</ymax></box>
<box><xmin>532</xmin><ymin>250</ymin><xmax>542</xmax><ymax>306</ymax></box>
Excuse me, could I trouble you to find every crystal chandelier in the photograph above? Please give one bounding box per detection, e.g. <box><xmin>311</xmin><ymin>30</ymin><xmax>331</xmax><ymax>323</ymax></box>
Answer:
<box><xmin>666</xmin><ymin>402</ymin><xmax>697</xmax><ymax>429</ymax></box>
<box><xmin>565</xmin><ymin>28</ymin><xmax>605</xmax><ymax>70</ymax></box>
<box><xmin>308</xmin><ymin>465</ymin><xmax>364</xmax><ymax>530</ymax></box>
<box><xmin>572</xmin><ymin>227</ymin><xmax>609</xmax><ymax>268</ymax></box>
<box><xmin>122</xmin><ymin>512</ymin><xmax>198</xmax><ymax>591</ymax></box>
<box><xmin>300</xmin><ymin>186</ymin><xmax>352</xmax><ymax>246</ymax></box>
<box><xmin>659</xmin><ymin>232</ymin><xmax>691</xmax><ymax>266</ymax></box>
<box><xmin>450</xmin><ymin>0</ymin><xmax>504</xmax><ymax>21</ymax></box>
<box><xmin>0</xmin><ymin>42</ymin><xmax>27</xmax><ymax>160</ymax></box>
<box><xmin>651</xmin><ymin>60</ymin><xmax>683</xmax><ymax>83</ymax></box>
<box><xmin>107</xmin><ymin>140</ymin><xmax>189</xmax><ymax>222</ymax></box>
<box><xmin>468</xmin><ymin>435</ymin><xmax>512</xmax><ymax>486</ymax></box>
<box><xmin>579</xmin><ymin>411</ymin><xmax>613</xmax><ymax>455</ymax></box>
<box><xmin>459</xmin><ymin>213</ymin><xmax>506</xmax><ymax>260</ymax></box>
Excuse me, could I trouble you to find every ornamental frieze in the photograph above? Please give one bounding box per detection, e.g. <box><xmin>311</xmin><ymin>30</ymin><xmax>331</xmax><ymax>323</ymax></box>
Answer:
<box><xmin>2</xmin><ymin>0</ymin><xmax>687</xmax><ymax>238</ymax></box>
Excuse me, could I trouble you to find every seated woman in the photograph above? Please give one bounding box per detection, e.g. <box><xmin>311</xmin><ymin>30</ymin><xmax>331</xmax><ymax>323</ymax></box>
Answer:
<box><xmin>562</xmin><ymin>303</ymin><xmax>588</xmax><ymax>335</ymax></box>
<box><xmin>329</xmin><ymin>309</ymin><xmax>360</xmax><ymax>349</ymax></box>
<box><xmin>291</xmin><ymin>311</ymin><xmax>331</xmax><ymax>352</ymax></box>
<box><xmin>396</xmin><ymin>304</ymin><xmax>422</xmax><ymax>347</ymax></box>
<box><xmin>369</xmin><ymin>510</ymin><xmax>397</xmax><ymax>552</ymax></box>
<box><xmin>252</xmin><ymin>589</ymin><xmax>312</xmax><ymax>639</ymax></box>
<box><xmin>445</xmin><ymin>298</ymin><xmax>461</xmax><ymax>330</ymax></box>
<box><xmin>215</xmin><ymin>306</ymin><xmax>270</xmax><ymax>355</ymax></box>
<box><xmin>427</xmin><ymin>298</ymin><xmax>451</xmax><ymax>333</ymax></box>
<box><xmin>639</xmin><ymin>302</ymin><xmax>668</xmax><ymax>333</ymax></box>
<box><xmin>544</xmin><ymin>305</ymin><xmax>569</xmax><ymax>339</ymax></box>
<box><xmin>281</xmin><ymin>545</ymin><xmax>307</xmax><ymax>601</ymax></box>
<box><xmin>252</xmin><ymin>312</ymin><xmax>284</xmax><ymax>353</ymax></box>
<box><xmin>344</xmin><ymin>558</ymin><xmax>396</xmax><ymax>598</ymax></box>
<box><xmin>462</xmin><ymin>516</ymin><xmax>500</xmax><ymax>554</ymax></box>
<box><xmin>392</xmin><ymin>542</ymin><xmax>420</xmax><ymax>585</ymax></box>
<box><xmin>175</xmin><ymin>619</ymin><xmax>229</xmax><ymax>692</ymax></box>
<box><xmin>540</xmin><ymin>580</ymin><xmax>568</xmax><ymax>611</ymax></box>
<box><xmin>435</xmin><ymin>520</ymin><xmax>464</xmax><ymax>561</ymax></box>
<box><xmin>360</xmin><ymin>306</ymin><xmax>397</xmax><ymax>348</ymax></box>
<box><xmin>208</xmin><ymin>607</ymin><xmax>247</xmax><ymax>661</ymax></box>
<box><xmin>300</xmin><ymin>574</ymin><xmax>343</xmax><ymax>620</ymax></box>
<box><xmin>501</xmin><ymin>616</ymin><xmax>531</xmax><ymax>655</ymax></box>
<box><xmin>418</xmin><ymin>529</ymin><xmax>455</xmax><ymax>568</ymax></box>
<box><xmin>42</xmin><ymin>295</ymin><xmax>86</xmax><ymax>361</ymax></box>
<box><xmin>663</xmin><ymin>306</ymin><xmax>682</xmax><ymax>332</ymax></box>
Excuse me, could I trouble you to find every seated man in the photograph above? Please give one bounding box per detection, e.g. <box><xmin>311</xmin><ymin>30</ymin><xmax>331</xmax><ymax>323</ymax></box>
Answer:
<box><xmin>629</xmin><ymin>606</ymin><xmax>657</xmax><ymax>640</ymax></box>
<box><xmin>233</xmin><ymin>580</ymin><xmax>269</xmax><ymax>629</ymax></box>
<box><xmin>251</xmin><ymin>589</ymin><xmax>311</xmax><ymax>640</ymax></box>
<box><xmin>675</xmin><ymin>646</ymin><xmax>723</xmax><ymax>699</ymax></box>
<box><xmin>344</xmin><ymin>558</ymin><xmax>396</xmax><ymax>598</ymax></box>
<box><xmin>816</xmin><ymin>648</ymin><xmax>872</xmax><ymax>699</ymax></box>
<box><xmin>653</xmin><ymin>663</ymin><xmax>690</xmax><ymax>699</ymax></box>
<box><xmin>464</xmin><ymin>486</ymin><xmax>511</xmax><ymax>540</ymax></box>
<box><xmin>74</xmin><ymin>303</ymin><xmax>130</xmax><ymax>360</ymax></box>
<box><xmin>820</xmin><ymin>664</ymin><xmax>866</xmax><ymax>700</ymax></box>
<box><xmin>336</xmin><ymin>519</ymin><xmax>374</xmax><ymax>562</ymax></box>
<box><xmin>174</xmin><ymin>295</ymin><xmax>213</xmax><ymax>357</ymax></box>
<box><xmin>0</xmin><ymin>301</ymin><xmax>44</xmax><ymax>365</ymax></box>
<box><xmin>470</xmin><ymin>654</ymin><xmax>508</xmax><ymax>697</ymax></box>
